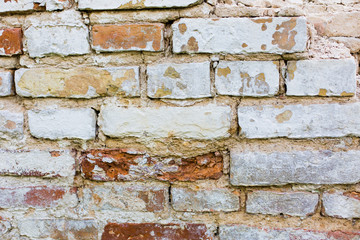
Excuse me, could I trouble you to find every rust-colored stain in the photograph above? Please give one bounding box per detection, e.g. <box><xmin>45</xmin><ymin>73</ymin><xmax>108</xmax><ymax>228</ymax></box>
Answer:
<box><xmin>4</xmin><ymin>120</ymin><xmax>16</xmax><ymax>130</ymax></box>
<box><xmin>238</xmin><ymin>72</ymin><xmax>269</xmax><ymax>95</ymax></box>
<box><xmin>318</xmin><ymin>88</ymin><xmax>327</xmax><ymax>96</ymax></box>
<box><xmin>154</xmin><ymin>83</ymin><xmax>172</xmax><ymax>98</ymax></box>
<box><xmin>272</xmin><ymin>18</ymin><xmax>297</xmax><ymax>50</ymax></box>
<box><xmin>217</xmin><ymin>67</ymin><xmax>231</xmax><ymax>78</ymax></box>
<box><xmin>92</xmin><ymin>24</ymin><xmax>163</xmax><ymax>51</ymax></box>
<box><xmin>18</xmin><ymin>68</ymin><xmax>136</xmax><ymax>97</ymax></box>
<box><xmin>341</xmin><ymin>91</ymin><xmax>354</xmax><ymax>97</ymax></box>
<box><xmin>242</xmin><ymin>43</ymin><xmax>248</xmax><ymax>48</ymax></box>
<box><xmin>261</xmin><ymin>24</ymin><xmax>267</xmax><ymax>31</ymax></box>
<box><xmin>116</xmin><ymin>0</ymin><xmax>146</xmax><ymax>9</ymax></box>
<box><xmin>261</xmin><ymin>44</ymin><xmax>267</xmax><ymax>50</ymax></box>
<box><xmin>0</xmin><ymin>76</ymin><xmax>2</xmax><ymax>85</ymax></box>
<box><xmin>101</xmin><ymin>223</ymin><xmax>212</xmax><ymax>240</ymax></box>
<box><xmin>274</xmin><ymin>105</ymin><xmax>284</xmax><ymax>109</ymax></box>
<box><xmin>138</xmin><ymin>189</ymin><xmax>165</xmax><ymax>212</ymax></box>
<box><xmin>164</xmin><ymin>66</ymin><xmax>181</xmax><ymax>79</ymax></box>
<box><xmin>24</xmin><ymin>187</ymin><xmax>65</xmax><ymax>207</ymax></box>
<box><xmin>0</xmin><ymin>28</ymin><xmax>22</xmax><ymax>55</ymax></box>
<box><xmin>4</xmin><ymin>0</ymin><xmax>18</xmax><ymax>2</ymax></box>
<box><xmin>344</xmin><ymin>192</ymin><xmax>360</xmax><ymax>201</ymax></box>
<box><xmin>251</xmin><ymin>18</ymin><xmax>273</xmax><ymax>24</ymax></box>
<box><xmin>181</xmin><ymin>36</ymin><xmax>199</xmax><ymax>52</ymax></box>
<box><xmin>80</xmin><ymin>149</ymin><xmax>141</xmax><ymax>181</ymax></box>
<box><xmin>276</xmin><ymin>110</ymin><xmax>293</xmax><ymax>123</ymax></box>
<box><xmin>287</xmin><ymin>62</ymin><xmax>297</xmax><ymax>81</ymax></box>
<box><xmin>50</xmin><ymin>151</ymin><xmax>61</xmax><ymax>157</ymax></box>
<box><xmin>81</xmin><ymin>150</ymin><xmax>223</xmax><ymax>182</ymax></box>
<box><xmin>178</xmin><ymin>23</ymin><xmax>187</xmax><ymax>34</ymax></box>
<box><xmin>33</xmin><ymin>2</ymin><xmax>46</xmax><ymax>10</ymax></box>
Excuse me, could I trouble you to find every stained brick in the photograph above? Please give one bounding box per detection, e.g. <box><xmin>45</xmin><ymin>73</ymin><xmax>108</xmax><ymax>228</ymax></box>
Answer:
<box><xmin>0</xmin><ymin>0</ymin><xmax>72</xmax><ymax>13</ymax></box>
<box><xmin>0</xmin><ymin>110</ymin><xmax>23</xmax><ymax>139</ymax></box>
<box><xmin>80</xmin><ymin>149</ymin><xmax>223</xmax><ymax>182</ymax></box>
<box><xmin>0</xmin><ymin>28</ymin><xmax>22</xmax><ymax>56</ymax></box>
<box><xmin>0</xmin><ymin>70</ymin><xmax>13</xmax><ymax>97</ymax></box>
<box><xmin>322</xmin><ymin>191</ymin><xmax>360</xmax><ymax>219</ymax></box>
<box><xmin>92</xmin><ymin>24</ymin><xmax>164</xmax><ymax>52</ymax></box>
<box><xmin>101</xmin><ymin>223</ymin><xmax>214</xmax><ymax>240</ymax></box>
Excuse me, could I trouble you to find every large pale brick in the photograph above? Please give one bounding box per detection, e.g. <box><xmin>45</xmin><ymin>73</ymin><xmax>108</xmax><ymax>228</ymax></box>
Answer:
<box><xmin>102</xmin><ymin>223</ymin><xmax>214</xmax><ymax>240</ymax></box>
<box><xmin>78</xmin><ymin>0</ymin><xmax>202</xmax><ymax>10</ymax></box>
<box><xmin>323</xmin><ymin>12</ymin><xmax>360</xmax><ymax>37</ymax></box>
<box><xmin>19</xmin><ymin>219</ymin><xmax>98</xmax><ymax>239</ymax></box>
<box><xmin>0</xmin><ymin>71</ymin><xmax>13</xmax><ymax>97</ymax></box>
<box><xmin>0</xmin><ymin>150</ymin><xmax>74</xmax><ymax>179</ymax></box>
<box><xmin>220</xmin><ymin>225</ymin><xmax>360</xmax><ymax>240</ymax></box>
<box><xmin>246</xmin><ymin>191</ymin><xmax>318</xmax><ymax>217</ymax></box>
<box><xmin>28</xmin><ymin>108</ymin><xmax>96</xmax><ymax>140</ymax></box>
<box><xmin>286</xmin><ymin>59</ymin><xmax>357</xmax><ymax>96</ymax></box>
<box><xmin>24</xmin><ymin>26</ymin><xmax>90</xmax><ymax>58</ymax></box>
<box><xmin>92</xmin><ymin>24</ymin><xmax>164</xmax><ymax>52</ymax></box>
<box><xmin>0</xmin><ymin>28</ymin><xmax>22</xmax><ymax>56</ymax></box>
<box><xmin>147</xmin><ymin>62</ymin><xmax>211</xmax><ymax>99</ymax></box>
<box><xmin>230</xmin><ymin>150</ymin><xmax>360</xmax><ymax>186</ymax></box>
<box><xmin>15</xmin><ymin>67</ymin><xmax>140</xmax><ymax>98</ymax></box>
<box><xmin>99</xmin><ymin>104</ymin><xmax>231</xmax><ymax>140</ymax></box>
<box><xmin>0</xmin><ymin>0</ymin><xmax>72</xmax><ymax>13</ymax></box>
<box><xmin>0</xmin><ymin>186</ymin><xmax>77</xmax><ymax>209</ymax></box>
<box><xmin>215</xmin><ymin>61</ymin><xmax>279</xmax><ymax>97</ymax></box>
<box><xmin>82</xmin><ymin>184</ymin><xmax>168</xmax><ymax>212</ymax></box>
<box><xmin>173</xmin><ymin>17</ymin><xmax>307</xmax><ymax>54</ymax></box>
<box><xmin>0</xmin><ymin>110</ymin><xmax>23</xmax><ymax>138</ymax></box>
<box><xmin>323</xmin><ymin>191</ymin><xmax>360</xmax><ymax>219</ymax></box>
<box><xmin>171</xmin><ymin>187</ymin><xmax>240</xmax><ymax>212</ymax></box>
<box><xmin>238</xmin><ymin>103</ymin><xmax>360</xmax><ymax>138</ymax></box>
<box><xmin>80</xmin><ymin>149</ymin><xmax>223</xmax><ymax>182</ymax></box>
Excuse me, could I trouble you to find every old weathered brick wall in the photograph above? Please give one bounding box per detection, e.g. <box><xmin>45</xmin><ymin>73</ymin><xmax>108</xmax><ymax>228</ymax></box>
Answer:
<box><xmin>0</xmin><ymin>0</ymin><xmax>360</xmax><ymax>239</ymax></box>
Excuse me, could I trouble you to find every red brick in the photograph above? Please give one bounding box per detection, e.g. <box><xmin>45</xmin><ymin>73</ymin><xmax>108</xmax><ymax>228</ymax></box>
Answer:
<box><xmin>80</xmin><ymin>149</ymin><xmax>223</xmax><ymax>182</ymax></box>
<box><xmin>101</xmin><ymin>223</ymin><xmax>214</xmax><ymax>240</ymax></box>
<box><xmin>0</xmin><ymin>28</ymin><xmax>22</xmax><ymax>56</ymax></box>
<box><xmin>92</xmin><ymin>24</ymin><xmax>164</xmax><ymax>52</ymax></box>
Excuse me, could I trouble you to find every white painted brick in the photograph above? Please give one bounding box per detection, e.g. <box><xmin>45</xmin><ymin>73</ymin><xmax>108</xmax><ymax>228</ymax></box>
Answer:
<box><xmin>219</xmin><ymin>225</ymin><xmax>360</xmax><ymax>240</ymax></box>
<box><xmin>173</xmin><ymin>17</ymin><xmax>307</xmax><ymax>54</ymax></box>
<box><xmin>246</xmin><ymin>191</ymin><xmax>318</xmax><ymax>217</ymax></box>
<box><xmin>15</xmin><ymin>67</ymin><xmax>140</xmax><ymax>98</ymax></box>
<box><xmin>323</xmin><ymin>191</ymin><xmax>360</xmax><ymax>219</ymax></box>
<box><xmin>215</xmin><ymin>61</ymin><xmax>279</xmax><ymax>97</ymax></box>
<box><xmin>0</xmin><ymin>110</ymin><xmax>23</xmax><ymax>138</ymax></box>
<box><xmin>147</xmin><ymin>62</ymin><xmax>211</xmax><ymax>99</ymax></box>
<box><xmin>78</xmin><ymin>0</ymin><xmax>202</xmax><ymax>10</ymax></box>
<box><xmin>28</xmin><ymin>108</ymin><xmax>96</xmax><ymax>140</ymax></box>
<box><xmin>0</xmin><ymin>71</ymin><xmax>13</xmax><ymax>97</ymax></box>
<box><xmin>286</xmin><ymin>59</ymin><xmax>357</xmax><ymax>96</ymax></box>
<box><xmin>24</xmin><ymin>26</ymin><xmax>90</xmax><ymax>57</ymax></box>
<box><xmin>99</xmin><ymin>104</ymin><xmax>231</xmax><ymax>140</ymax></box>
<box><xmin>238</xmin><ymin>103</ymin><xmax>360</xmax><ymax>138</ymax></box>
<box><xmin>230</xmin><ymin>150</ymin><xmax>360</xmax><ymax>186</ymax></box>
<box><xmin>171</xmin><ymin>187</ymin><xmax>240</xmax><ymax>212</ymax></box>
<box><xmin>0</xmin><ymin>0</ymin><xmax>71</xmax><ymax>13</ymax></box>
<box><xmin>0</xmin><ymin>150</ymin><xmax>74</xmax><ymax>179</ymax></box>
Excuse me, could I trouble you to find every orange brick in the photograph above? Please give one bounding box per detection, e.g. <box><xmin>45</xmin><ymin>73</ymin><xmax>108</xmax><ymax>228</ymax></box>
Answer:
<box><xmin>0</xmin><ymin>28</ymin><xmax>22</xmax><ymax>56</ymax></box>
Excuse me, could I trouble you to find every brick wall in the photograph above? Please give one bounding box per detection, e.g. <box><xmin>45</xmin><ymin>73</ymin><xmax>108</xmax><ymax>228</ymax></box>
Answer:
<box><xmin>0</xmin><ymin>0</ymin><xmax>360</xmax><ymax>239</ymax></box>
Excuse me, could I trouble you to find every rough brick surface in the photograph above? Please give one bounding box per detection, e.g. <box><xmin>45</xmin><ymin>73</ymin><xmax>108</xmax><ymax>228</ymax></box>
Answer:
<box><xmin>24</xmin><ymin>26</ymin><xmax>90</xmax><ymax>58</ymax></box>
<box><xmin>78</xmin><ymin>0</ymin><xmax>202</xmax><ymax>10</ymax></box>
<box><xmin>82</xmin><ymin>184</ymin><xmax>168</xmax><ymax>212</ymax></box>
<box><xmin>0</xmin><ymin>28</ymin><xmax>22</xmax><ymax>56</ymax></box>
<box><xmin>323</xmin><ymin>191</ymin><xmax>360</xmax><ymax>219</ymax></box>
<box><xmin>321</xmin><ymin>12</ymin><xmax>360</xmax><ymax>37</ymax></box>
<box><xmin>99</xmin><ymin>105</ymin><xmax>231</xmax><ymax>139</ymax></box>
<box><xmin>0</xmin><ymin>150</ymin><xmax>74</xmax><ymax>179</ymax></box>
<box><xmin>80</xmin><ymin>149</ymin><xmax>223</xmax><ymax>182</ymax></box>
<box><xmin>102</xmin><ymin>223</ymin><xmax>214</xmax><ymax>240</ymax></box>
<box><xmin>173</xmin><ymin>17</ymin><xmax>307</xmax><ymax>54</ymax></box>
<box><xmin>0</xmin><ymin>110</ymin><xmax>23</xmax><ymax>139</ymax></box>
<box><xmin>147</xmin><ymin>62</ymin><xmax>211</xmax><ymax>99</ymax></box>
<box><xmin>286</xmin><ymin>59</ymin><xmax>357</xmax><ymax>96</ymax></box>
<box><xmin>0</xmin><ymin>0</ymin><xmax>72</xmax><ymax>13</ymax></box>
<box><xmin>28</xmin><ymin>108</ymin><xmax>96</xmax><ymax>140</ymax></box>
<box><xmin>171</xmin><ymin>187</ymin><xmax>240</xmax><ymax>212</ymax></box>
<box><xmin>246</xmin><ymin>191</ymin><xmax>318</xmax><ymax>217</ymax></box>
<box><xmin>220</xmin><ymin>225</ymin><xmax>360</xmax><ymax>240</ymax></box>
<box><xmin>19</xmin><ymin>219</ymin><xmax>98</xmax><ymax>239</ymax></box>
<box><xmin>15</xmin><ymin>67</ymin><xmax>140</xmax><ymax>98</ymax></box>
<box><xmin>238</xmin><ymin>103</ymin><xmax>360</xmax><ymax>139</ymax></box>
<box><xmin>230</xmin><ymin>150</ymin><xmax>360</xmax><ymax>186</ymax></box>
<box><xmin>0</xmin><ymin>71</ymin><xmax>13</xmax><ymax>96</ymax></box>
<box><xmin>92</xmin><ymin>24</ymin><xmax>164</xmax><ymax>52</ymax></box>
<box><xmin>0</xmin><ymin>186</ymin><xmax>77</xmax><ymax>209</ymax></box>
<box><xmin>215</xmin><ymin>61</ymin><xmax>279</xmax><ymax>97</ymax></box>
